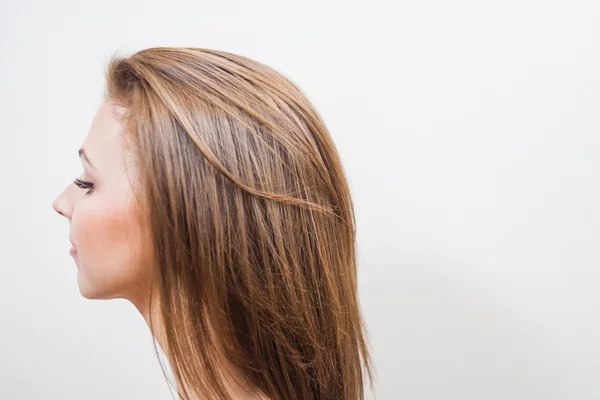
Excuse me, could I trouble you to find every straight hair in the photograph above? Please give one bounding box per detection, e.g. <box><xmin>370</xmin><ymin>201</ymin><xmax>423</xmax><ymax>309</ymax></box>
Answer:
<box><xmin>103</xmin><ymin>47</ymin><xmax>375</xmax><ymax>400</ymax></box>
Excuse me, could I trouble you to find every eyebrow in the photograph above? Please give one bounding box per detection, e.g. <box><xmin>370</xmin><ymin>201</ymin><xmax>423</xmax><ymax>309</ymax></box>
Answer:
<box><xmin>78</xmin><ymin>148</ymin><xmax>98</xmax><ymax>171</ymax></box>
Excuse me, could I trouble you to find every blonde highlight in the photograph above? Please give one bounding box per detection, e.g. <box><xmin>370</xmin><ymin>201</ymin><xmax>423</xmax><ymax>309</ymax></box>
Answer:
<box><xmin>103</xmin><ymin>47</ymin><xmax>375</xmax><ymax>400</ymax></box>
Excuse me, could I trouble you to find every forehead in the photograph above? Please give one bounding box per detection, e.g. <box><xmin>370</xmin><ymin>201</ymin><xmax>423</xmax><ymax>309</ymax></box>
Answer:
<box><xmin>81</xmin><ymin>102</ymin><xmax>129</xmax><ymax>173</ymax></box>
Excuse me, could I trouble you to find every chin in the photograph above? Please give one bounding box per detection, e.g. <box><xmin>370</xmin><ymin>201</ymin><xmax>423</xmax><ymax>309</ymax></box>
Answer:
<box><xmin>77</xmin><ymin>273</ymin><xmax>136</xmax><ymax>301</ymax></box>
<box><xmin>78</xmin><ymin>284</ymin><xmax>108</xmax><ymax>300</ymax></box>
<box><xmin>77</xmin><ymin>275</ymin><xmax>111</xmax><ymax>300</ymax></box>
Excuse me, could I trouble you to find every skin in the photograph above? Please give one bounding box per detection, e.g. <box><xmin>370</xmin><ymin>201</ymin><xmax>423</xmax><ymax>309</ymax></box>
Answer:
<box><xmin>52</xmin><ymin>100</ymin><xmax>268</xmax><ymax>400</ymax></box>
<box><xmin>52</xmin><ymin>101</ymin><xmax>151</xmax><ymax>302</ymax></box>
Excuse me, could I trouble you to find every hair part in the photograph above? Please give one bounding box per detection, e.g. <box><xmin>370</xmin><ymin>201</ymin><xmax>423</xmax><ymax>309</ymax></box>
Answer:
<box><xmin>103</xmin><ymin>47</ymin><xmax>375</xmax><ymax>400</ymax></box>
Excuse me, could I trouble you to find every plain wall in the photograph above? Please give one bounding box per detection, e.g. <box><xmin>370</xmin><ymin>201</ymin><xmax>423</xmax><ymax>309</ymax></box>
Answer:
<box><xmin>1</xmin><ymin>0</ymin><xmax>599</xmax><ymax>399</ymax></box>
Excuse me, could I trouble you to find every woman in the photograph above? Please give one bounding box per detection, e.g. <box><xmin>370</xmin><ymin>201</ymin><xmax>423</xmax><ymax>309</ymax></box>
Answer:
<box><xmin>52</xmin><ymin>47</ymin><xmax>375</xmax><ymax>400</ymax></box>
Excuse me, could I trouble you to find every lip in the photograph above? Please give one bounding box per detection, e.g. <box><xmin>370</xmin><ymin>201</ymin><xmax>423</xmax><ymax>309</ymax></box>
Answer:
<box><xmin>69</xmin><ymin>245</ymin><xmax>77</xmax><ymax>256</ymax></box>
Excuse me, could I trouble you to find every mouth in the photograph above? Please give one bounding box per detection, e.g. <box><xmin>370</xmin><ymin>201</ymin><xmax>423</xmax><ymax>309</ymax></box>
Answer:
<box><xmin>69</xmin><ymin>238</ymin><xmax>77</xmax><ymax>256</ymax></box>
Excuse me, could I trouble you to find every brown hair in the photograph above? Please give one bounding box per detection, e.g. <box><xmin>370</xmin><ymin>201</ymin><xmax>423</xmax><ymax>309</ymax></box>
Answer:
<box><xmin>103</xmin><ymin>47</ymin><xmax>375</xmax><ymax>400</ymax></box>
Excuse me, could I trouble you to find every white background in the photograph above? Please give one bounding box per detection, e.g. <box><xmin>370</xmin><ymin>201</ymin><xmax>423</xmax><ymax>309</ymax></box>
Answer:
<box><xmin>1</xmin><ymin>0</ymin><xmax>599</xmax><ymax>399</ymax></box>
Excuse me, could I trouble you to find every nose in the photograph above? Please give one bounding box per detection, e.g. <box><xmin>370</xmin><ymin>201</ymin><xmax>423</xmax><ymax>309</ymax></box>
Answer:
<box><xmin>52</xmin><ymin>186</ymin><xmax>73</xmax><ymax>220</ymax></box>
<box><xmin>53</xmin><ymin>196</ymin><xmax>68</xmax><ymax>219</ymax></box>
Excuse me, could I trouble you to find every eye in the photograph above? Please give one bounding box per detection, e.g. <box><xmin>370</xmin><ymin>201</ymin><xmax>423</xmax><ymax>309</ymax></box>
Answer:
<box><xmin>73</xmin><ymin>177</ymin><xmax>95</xmax><ymax>196</ymax></box>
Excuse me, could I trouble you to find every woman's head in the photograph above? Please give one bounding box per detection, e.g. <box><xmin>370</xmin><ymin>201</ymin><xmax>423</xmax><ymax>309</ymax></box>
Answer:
<box><xmin>53</xmin><ymin>47</ymin><xmax>374</xmax><ymax>400</ymax></box>
<box><xmin>52</xmin><ymin>101</ymin><xmax>153</xmax><ymax>303</ymax></box>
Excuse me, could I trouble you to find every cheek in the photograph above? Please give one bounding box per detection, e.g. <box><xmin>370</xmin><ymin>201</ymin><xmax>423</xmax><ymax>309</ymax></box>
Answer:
<box><xmin>72</xmin><ymin>200</ymin><xmax>146</xmax><ymax>289</ymax></box>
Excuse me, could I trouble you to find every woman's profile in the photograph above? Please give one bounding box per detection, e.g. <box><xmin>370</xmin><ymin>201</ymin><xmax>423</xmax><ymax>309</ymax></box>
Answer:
<box><xmin>52</xmin><ymin>47</ymin><xmax>375</xmax><ymax>400</ymax></box>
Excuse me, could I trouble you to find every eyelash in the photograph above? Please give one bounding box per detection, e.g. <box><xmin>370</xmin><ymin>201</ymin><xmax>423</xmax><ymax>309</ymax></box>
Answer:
<box><xmin>73</xmin><ymin>177</ymin><xmax>95</xmax><ymax>196</ymax></box>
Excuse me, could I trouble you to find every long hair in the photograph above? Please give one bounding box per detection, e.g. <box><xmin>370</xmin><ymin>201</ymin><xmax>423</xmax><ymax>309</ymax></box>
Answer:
<box><xmin>103</xmin><ymin>47</ymin><xmax>375</xmax><ymax>400</ymax></box>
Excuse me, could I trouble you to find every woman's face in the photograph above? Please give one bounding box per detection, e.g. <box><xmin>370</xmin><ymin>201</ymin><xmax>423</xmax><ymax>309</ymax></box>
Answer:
<box><xmin>52</xmin><ymin>101</ymin><xmax>152</xmax><ymax>302</ymax></box>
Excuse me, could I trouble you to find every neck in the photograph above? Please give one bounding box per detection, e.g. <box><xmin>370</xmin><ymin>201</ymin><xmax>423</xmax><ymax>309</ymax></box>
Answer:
<box><xmin>129</xmin><ymin>289</ymin><xmax>269</xmax><ymax>400</ymax></box>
